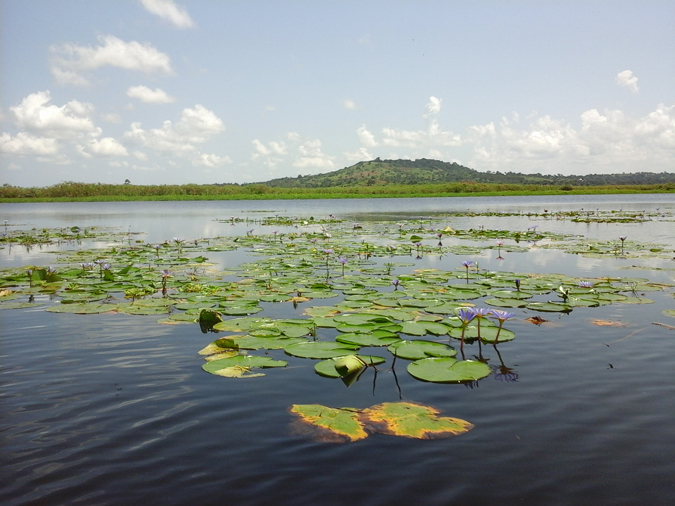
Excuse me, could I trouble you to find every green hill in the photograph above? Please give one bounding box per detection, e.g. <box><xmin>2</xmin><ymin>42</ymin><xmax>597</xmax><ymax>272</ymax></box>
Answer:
<box><xmin>257</xmin><ymin>158</ymin><xmax>675</xmax><ymax>187</ymax></box>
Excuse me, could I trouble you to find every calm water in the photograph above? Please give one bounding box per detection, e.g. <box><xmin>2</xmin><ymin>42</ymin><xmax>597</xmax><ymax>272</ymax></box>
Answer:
<box><xmin>2</xmin><ymin>195</ymin><xmax>675</xmax><ymax>506</ymax></box>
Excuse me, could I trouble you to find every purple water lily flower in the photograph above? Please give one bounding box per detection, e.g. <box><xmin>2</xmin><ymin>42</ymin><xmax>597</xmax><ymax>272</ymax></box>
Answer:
<box><xmin>489</xmin><ymin>309</ymin><xmax>515</xmax><ymax>344</ymax></box>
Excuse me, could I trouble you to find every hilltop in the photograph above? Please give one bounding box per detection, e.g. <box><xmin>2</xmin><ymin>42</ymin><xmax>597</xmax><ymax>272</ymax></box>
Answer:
<box><xmin>257</xmin><ymin>158</ymin><xmax>675</xmax><ymax>187</ymax></box>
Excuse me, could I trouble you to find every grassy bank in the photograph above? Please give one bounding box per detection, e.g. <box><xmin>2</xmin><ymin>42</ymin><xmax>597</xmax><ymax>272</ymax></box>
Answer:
<box><xmin>1</xmin><ymin>182</ymin><xmax>673</xmax><ymax>203</ymax></box>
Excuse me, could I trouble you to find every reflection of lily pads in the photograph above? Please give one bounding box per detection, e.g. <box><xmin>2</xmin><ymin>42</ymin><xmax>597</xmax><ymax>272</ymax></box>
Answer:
<box><xmin>388</xmin><ymin>340</ymin><xmax>456</xmax><ymax>360</ymax></box>
<box><xmin>407</xmin><ymin>357</ymin><xmax>491</xmax><ymax>383</ymax></box>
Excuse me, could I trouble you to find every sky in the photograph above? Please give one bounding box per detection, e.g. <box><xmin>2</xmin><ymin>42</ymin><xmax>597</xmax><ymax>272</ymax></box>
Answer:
<box><xmin>1</xmin><ymin>0</ymin><xmax>674</xmax><ymax>187</ymax></box>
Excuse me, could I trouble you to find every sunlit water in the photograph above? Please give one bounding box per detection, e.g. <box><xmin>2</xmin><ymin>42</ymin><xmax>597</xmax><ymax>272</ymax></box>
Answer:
<box><xmin>1</xmin><ymin>195</ymin><xmax>675</xmax><ymax>506</ymax></box>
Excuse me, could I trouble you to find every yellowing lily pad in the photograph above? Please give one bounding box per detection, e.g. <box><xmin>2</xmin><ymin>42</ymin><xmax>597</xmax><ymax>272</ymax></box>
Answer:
<box><xmin>290</xmin><ymin>404</ymin><xmax>367</xmax><ymax>442</ymax></box>
<box><xmin>360</xmin><ymin>402</ymin><xmax>474</xmax><ymax>439</ymax></box>
<box><xmin>289</xmin><ymin>402</ymin><xmax>473</xmax><ymax>443</ymax></box>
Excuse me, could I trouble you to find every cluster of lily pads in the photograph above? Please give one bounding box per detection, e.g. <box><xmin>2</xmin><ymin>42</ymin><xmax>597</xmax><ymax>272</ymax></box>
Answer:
<box><xmin>2</xmin><ymin>216</ymin><xmax>672</xmax><ymax>388</ymax></box>
<box><xmin>2</xmin><ymin>214</ymin><xmax>673</xmax><ymax>442</ymax></box>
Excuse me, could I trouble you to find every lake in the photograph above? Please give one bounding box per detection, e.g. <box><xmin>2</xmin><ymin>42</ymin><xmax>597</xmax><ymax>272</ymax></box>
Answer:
<box><xmin>2</xmin><ymin>194</ymin><xmax>675</xmax><ymax>506</ymax></box>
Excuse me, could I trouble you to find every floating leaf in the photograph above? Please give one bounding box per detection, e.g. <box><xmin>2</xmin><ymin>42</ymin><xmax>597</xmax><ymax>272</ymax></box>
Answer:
<box><xmin>336</xmin><ymin>332</ymin><xmax>401</xmax><ymax>347</ymax></box>
<box><xmin>407</xmin><ymin>358</ymin><xmax>491</xmax><ymax>383</ymax></box>
<box><xmin>284</xmin><ymin>341</ymin><xmax>360</xmax><ymax>359</ymax></box>
<box><xmin>290</xmin><ymin>402</ymin><xmax>473</xmax><ymax>442</ymax></box>
<box><xmin>202</xmin><ymin>355</ymin><xmax>287</xmax><ymax>378</ymax></box>
<box><xmin>290</xmin><ymin>404</ymin><xmax>367</xmax><ymax>442</ymax></box>
<box><xmin>388</xmin><ymin>340</ymin><xmax>456</xmax><ymax>360</ymax></box>
<box><xmin>314</xmin><ymin>355</ymin><xmax>386</xmax><ymax>378</ymax></box>
<box><xmin>360</xmin><ymin>402</ymin><xmax>474</xmax><ymax>439</ymax></box>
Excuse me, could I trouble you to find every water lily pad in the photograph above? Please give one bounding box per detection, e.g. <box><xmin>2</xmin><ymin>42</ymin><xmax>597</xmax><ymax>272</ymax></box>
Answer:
<box><xmin>484</xmin><ymin>298</ymin><xmax>528</xmax><ymax>308</ymax></box>
<box><xmin>407</xmin><ymin>358</ymin><xmax>491</xmax><ymax>383</ymax></box>
<box><xmin>202</xmin><ymin>355</ymin><xmax>287</xmax><ymax>378</ymax></box>
<box><xmin>335</xmin><ymin>332</ymin><xmax>401</xmax><ymax>347</ymax></box>
<box><xmin>231</xmin><ymin>335</ymin><xmax>309</xmax><ymax>350</ymax></box>
<box><xmin>46</xmin><ymin>302</ymin><xmax>115</xmax><ymax>314</ymax></box>
<box><xmin>284</xmin><ymin>341</ymin><xmax>360</xmax><ymax>359</ymax></box>
<box><xmin>314</xmin><ymin>355</ymin><xmax>386</xmax><ymax>378</ymax></box>
<box><xmin>448</xmin><ymin>325</ymin><xmax>516</xmax><ymax>343</ymax></box>
<box><xmin>360</xmin><ymin>402</ymin><xmax>474</xmax><ymax>439</ymax></box>
<box><xmin>290</xmin><ymin>402</ymin><xmax>473</xmax><ymax>442</ymax></box>
<box><xmin>526</xmin><ymin>302</ymin><xmax>573</xmax><ymax>313</ymax></box>
<box><xmin>289</xmin><ymin>404</ymin><xmax>367</xmax><ymax>442</ymax></box>
<box><xmin>388</xmin><ymin>340</ymin><xmax>456</xmax><ymax>360</ymax></box>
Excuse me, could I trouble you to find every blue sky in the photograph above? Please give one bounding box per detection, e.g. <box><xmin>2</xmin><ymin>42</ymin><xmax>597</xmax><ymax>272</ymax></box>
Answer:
<box><xmin>1</xmin><ymin>0</ymin><xmax>673</xmax><ymax>186</ymax></box>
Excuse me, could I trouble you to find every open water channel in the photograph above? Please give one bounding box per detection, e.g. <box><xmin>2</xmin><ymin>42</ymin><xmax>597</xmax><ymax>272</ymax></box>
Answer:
<box><xmin>1</xmin><ymin>194</ymin><xmax>674</xmax><ymax>505</ymax></box>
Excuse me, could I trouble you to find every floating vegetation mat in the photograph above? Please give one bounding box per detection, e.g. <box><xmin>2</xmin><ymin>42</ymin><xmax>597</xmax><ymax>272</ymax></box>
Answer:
<box><xmin>2</xmin><ymin>215</ymin><xmax>674</xmax><ymax>441</ymax></box>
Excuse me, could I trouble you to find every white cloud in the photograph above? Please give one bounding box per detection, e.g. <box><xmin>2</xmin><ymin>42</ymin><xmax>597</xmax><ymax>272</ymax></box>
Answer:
<box><xmin>616</xmin><ymin>70</ymin><xmax>639</xmax><ymax>93</ymax></box>
<box><xmin>382</xmin><ymin>121</ymin><xmax>462</xmax><ymax>149</ymax></box>
<box><xmin>192</xmin><ymin>153</ymin><xmax>231</xmax><ymax>167</ymax></box>
<box><xmin>344</xmin><ymin>146</ymin><xmax>374</xmax><ymax>162</ymax></box>
<box><xmin>127</xmin><ymin>85</ymin><xmax>176</xmax><ymax>104</ymax></box>
<box><xmin>357</xmin><ymin>125</ymin><xmax>378</xmax><ymax>147</ymax></box>
<box><xmin>293</xmin><ymin>139</ymin><xmax>334</xmax><ymax>171</ymax></box>
<box><xmin>467</xmin><ymin>103</ymin><xmax>675</xmax><ymax>173</ymax></box>
<box><xmin>101</xmin><ymin>112</ymin><xmax>122</xmax><ymax>123</ymax></box>
<box><xmin>140</xmin><ymin>0</ymin><xmax>195</xmax><ymax>29</ymax></box>
<box><xmin>124</xmin><ymin>105</ymin><xmax>224</xmax><ymax>157</ymax></box>
<box><xmin>423</xmin><ymin>96</ymin><xmax>442</xmax><ymax>118</ymax></box>
<box><xmin>342</xmin><ymin>99</ymin><xmax>357</xmax><ymax>110</ymax></box>
<box><xmin>252</xmin><ymin>139</ymin><xmax>287</xmax><ymax>157</ymax></box>
<box><xmin>0</xmin><ymin>132</ymin><xmax>60</xmax><ymax>155</ymax></box>
<box><xmin>9</xmin><ymin>91</ymin><xmax>99</xmax><ymax>139</ymax></box>
<box><xmin>82</xmin><ymin>137</ymin><xmax>129</xmax><ymax>157</ymax></box>
<box><xmin>50</xmin><ymin>35</ymin><xmax>173</xmax><ymax>86</ymax></box>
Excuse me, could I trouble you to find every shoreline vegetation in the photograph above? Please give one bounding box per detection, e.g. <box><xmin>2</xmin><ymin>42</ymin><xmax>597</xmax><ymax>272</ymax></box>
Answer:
<box><xmin>1</xmin><ymin>182</ymin><xmax>674</xmax><ymax>203</ymax></box>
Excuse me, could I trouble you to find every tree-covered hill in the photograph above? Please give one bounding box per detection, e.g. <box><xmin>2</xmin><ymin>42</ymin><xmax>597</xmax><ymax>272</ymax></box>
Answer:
<box><xmin>257</xmin><ymin>158</ymin><xmax>675</xmax><ymax>187</ymax></box>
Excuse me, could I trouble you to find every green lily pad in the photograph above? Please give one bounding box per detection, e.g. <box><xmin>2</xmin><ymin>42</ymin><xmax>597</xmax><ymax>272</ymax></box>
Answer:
<box><xmin>388</xmin><ymin>340</ymin><xmax>457</xmax><ymax>360</ymax></box>
<box><xmin>448</xmin><ymin>325</ymin><xmax>516</xmax><ymax>343</ymax></box>
<box><xmin>202</xmin><ymin>355</ymin><xmax>287</xmax><ymax>378</ymax></box>
<box><xmin>314</xmin><ymin>355</ymin><xmax>386</xmax><ymax>378</ymax></box>
<box><xmin>284</xmin><ymin>341</ymin><xmax>360</xmax><ymax>359</ymax></box>
<box><xmin>46</xmin><ymin>302</ymin><xmax>115</xmax><ymax>314</ymax></box>
<box><xmin>335</xmin><ymin>332</ymin><xmax>401</xmax><ymax>347</ymax></box>
<box><xmin>407</xmin><ymin>358</ymin><xmax>491</xmax><ymax>383</ymax></box>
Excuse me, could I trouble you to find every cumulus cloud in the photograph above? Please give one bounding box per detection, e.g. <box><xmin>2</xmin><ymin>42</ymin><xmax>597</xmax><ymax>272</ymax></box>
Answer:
<box><xmin>50</xmin><ymin>35</ymin><xmax>173</xmax><ymax>86</ymax></box>
<box><xmin>140</xmin><ymin>0</ymin><xmax>195</xmax><ymax>29</ymax></box>
<box><xmin>381</xmin><ymin>121</ymin><xmax>462</xmax><ymax>149</ymax></box>
<box><xmin>344</xmin><ymin>146</ymin><xmax>374</xmax><ymax>162</ymax></box>
<box><xmin>250</xmin><ymin>139</ymin><xmax>288</xmax><ymax>168</ymax></box>
<box><xmin>10</xmin><ymin>91</ymin><xmax>99</xmax><ymax>139</ymax></box>
<box><xmin>357</xmin><ymin>125</ymin><xmax>378</xmax><ymax>147</ymax></box>
<box><xmin>467</xmin><ymin>103</ymin><xmax>675</xmax><ymax>173</ymax></box>
<box><xmin>123</xmin><ymin>105</ymin><xmax>227</xmax><ymax>168</ymax></box>
<box><xmin>616</xmin><ymin>70</ymin><xmax>639</xmax><ymax>93</ymax></box>
<box><xmin>0</xmin><ymin>132</ymin><xmax>60</xmax><ymax>155</ymax></box>
<box><xmin>127</xmin><ymin>85</ymin><xmax>176</xmax><ymax>104</ymax></box>
<box><xmin>423</xmin><ymin>96</ymin><xmax>442</xmax><ymax>118</ymax></box>
<box><xmin>82</xmin><ymin>137</ymin><xmax>129</xmax><ymax>157</ymax></box>
<box><xmin>252</xmin><ymin>139</ymin><xmax>287</xmax><ymax>157</ymax></box>
<box><xmin>192</xmin><ymin>153</ymin><xmax>231</xmax><ymax>167</ymax></box>
<box><xmin>342</xmin><ymin>99</ymin><xmax>357</xmax><ymax>110</ymax></box>
<box><xmin>124</xmin><ymin>104</ymin><xmax>224</xmax><ymax>153</ymax></box>
<box><xmin>293</xmin><ymin>139</ymin><xmax>335</xmax><ymax>171</ymax></box>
